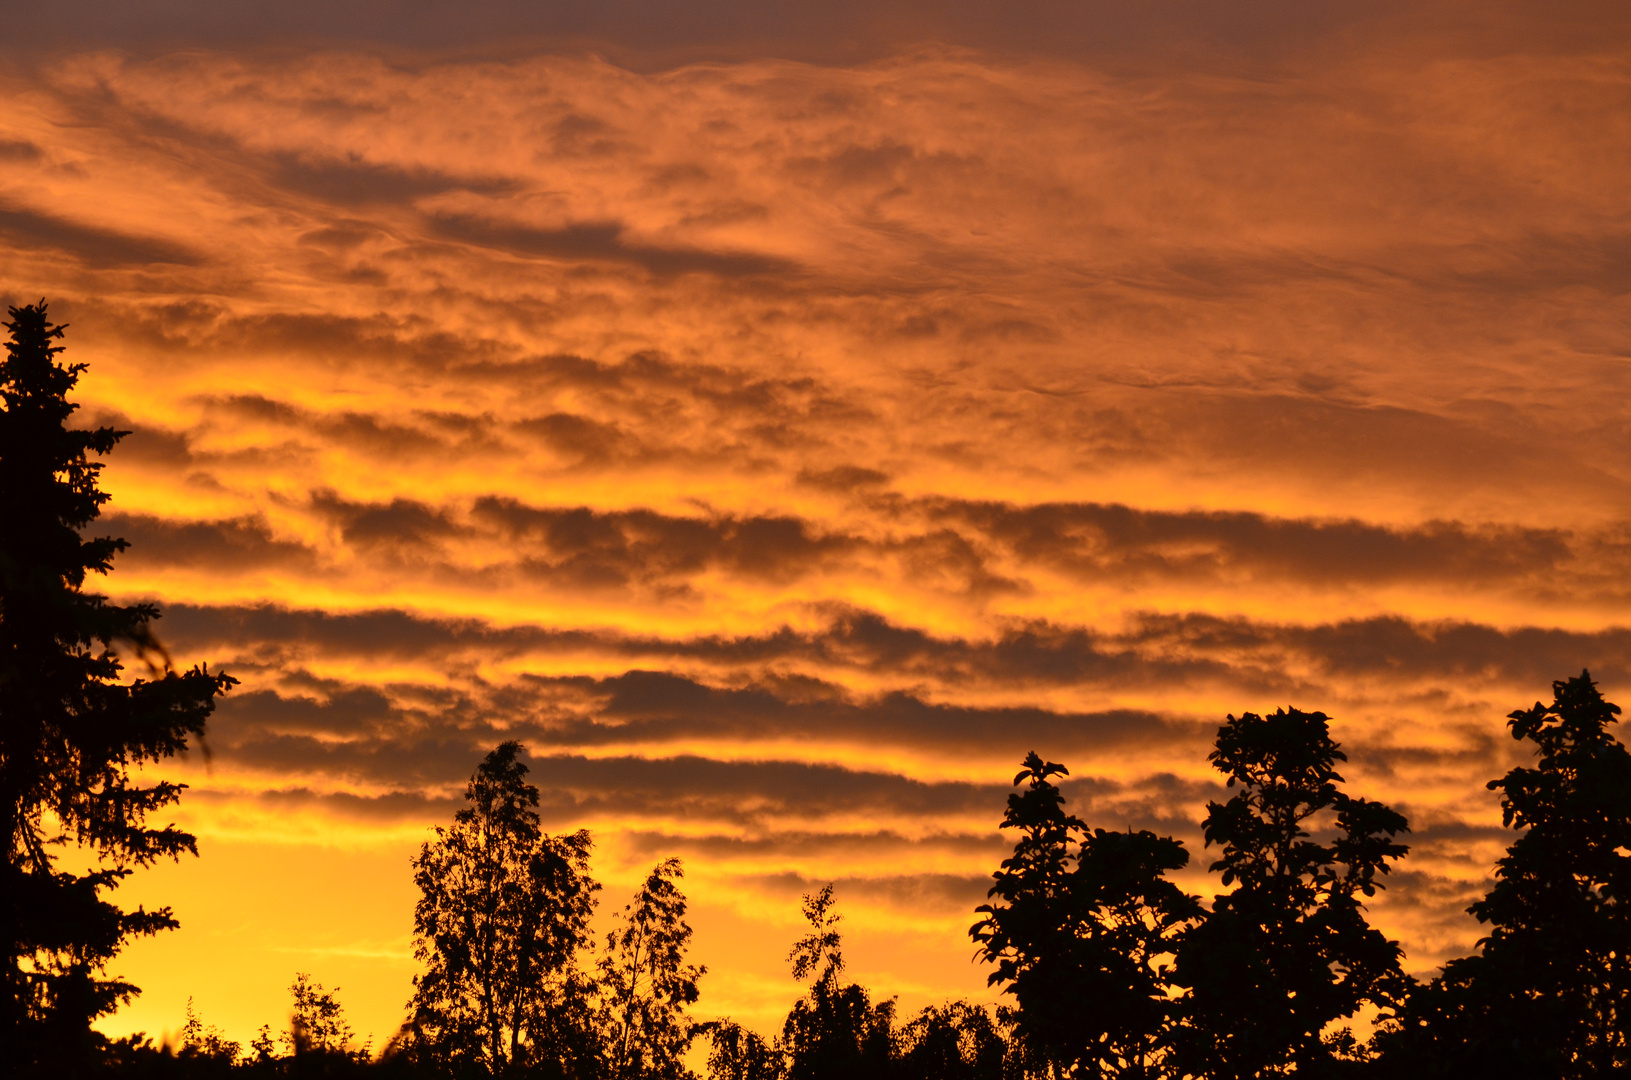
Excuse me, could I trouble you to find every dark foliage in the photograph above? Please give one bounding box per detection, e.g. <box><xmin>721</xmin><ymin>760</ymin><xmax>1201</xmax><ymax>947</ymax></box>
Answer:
<box><xmin>700</xmin><ymin>1020</ymin><xmax>780</xmax><ymax>1080</ymax></box>
<box><xmin>0</xmin><ymin>302</ymin><xmax>232</xmax><ymax>1074</ymax></box>
<box><xmin>1379</xmin><ymin>671</ymin><xmax>1631</xmax><ymax>1078</ymax></box>
<box><xmin>893</xmin><ymin>1001</ymin><xmax>1012</xmax><ymax>1080</ymax></box>
<box><xmin>403</xmin><ymin>741</ymin><xmax>600</xmax><ymax>1077</ymax></box>
<box><xmin>1173</xmin><ymin>708</ymin><xmax>1410</xmax><ymax>1078</ymax></box>
<box><xmin>597</xmin><ymin>858</ymin><xmax>704</xmax><ymax>1080</ymax></box>
<box><xmin>779</xmin><ymin>885</ymin><xmax>897</xmax><ymax>1080</ymax></box>
<box><xmin>972</xmin><ymin>752</ymin><xmax>1200</xmax><ymax>1078</ymax></box>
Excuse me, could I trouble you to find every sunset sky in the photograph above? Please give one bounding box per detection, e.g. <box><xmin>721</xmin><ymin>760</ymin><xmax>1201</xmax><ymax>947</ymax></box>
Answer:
<box><xmin>5</xmin><ymin>0</ymin><xmax>1631</xmax><ymax>1052</ymax></box>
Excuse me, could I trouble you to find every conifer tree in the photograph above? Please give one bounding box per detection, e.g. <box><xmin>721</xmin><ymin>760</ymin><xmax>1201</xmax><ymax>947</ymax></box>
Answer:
<box><xmin>0</xmin><ymin>302</ymin><xmax>231</xmax><ymax>1069</ymax></box>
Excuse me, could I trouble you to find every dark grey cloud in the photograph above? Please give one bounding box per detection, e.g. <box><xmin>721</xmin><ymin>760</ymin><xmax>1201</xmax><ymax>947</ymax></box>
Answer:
<box><xmin>471</xmin><ymin>496</ymin><xmax>852</xmax><ymax>587</ymax></box>
<box><xmin>15</xmin><ymin>1</ymin><xmax>1624</xmax><ymax>70</ymax></box>
<box><xmin>187</xmin><ymin>785</ymin><xmax>461</xmax><ymax>823</ymax></box>
<box><xmin>0</xmin><ymin>139</ymin><xmax>41</xmax><ymax>161</ymax></box>
<box><xmin>0</xmin><ymin>203</ymin><xmax>202</xmax><ymax>267</ymax></box>
<box><xmin>217</xmin><ymin>685</ymin><xmax>397</xmax><ymax>738</ymax></box>
<box><xmin>742</xmin><ymin>871</ymin><xmax>993</xmax><ymax>916</ymax></box>
<box><xmin>144</xmin><ymin>483</ymin><xmax>1612</xmax><ymax>599</ymax></box>
<box><xmin>209</xmin><ymin>724</ymin><xmax>1025</xmax><ymax>826</ymax></box>
<box><xmin>311</xmin><ymin>492</ymin><xmax>461</xmax><ymax>552</ymax></box>
<box><xmin>155</xmin><ymin>600</ymin><xmax>1631</xmax><ymax>704</ymax></box>
<box><xmin>106</xmin><ymin>513</ymin><xmax>316</xmax><ymax>569</ymax></box>
<box><xmin>620</xmin><ymin>828</ymin><xmax>1006</xmax><ymax>866</ymax></box>
<box><xmin>99</xmin><ymin>307</ymin><xmax>517</xmax><ymax>371</ymax></box>
<box><xmin>1129</xmin><ymin>612</ymin><xmax>1631</xmax><ymax>695</ymax></box>
<box><xmin>575</xmin><ymin>669</ymin><xmax>1198</xmax><ymax>760</ymax></box>
<box><xmin>203</xmin><ymin>663</ymin><xmax>1199</xmax><ymax>781</ymax></box>
<box><xmin>160</xmin><ymin>602</ymin><xmax>555</xmax><ymax>660</ymax></box>
<box><xmin>797</xmin><ymin>465</ymin><xmax>891</xmax><ymax>492</ymax></box>
<box><xmin>928</xmin><ymin>497</ymin><xmax>1575</xmax><ymax>589</ymax></box>
<box><xmin>427</xmin><ymin>213</ymin><xmax>799</xmax><ymax>277</ymax></box>
<box><xmin>515</xmin><ymin>413</ymin><xmax>637</xmax><ymax>467</ymax></box>
<box><xmin>269</xmin><ymin>154</ymin><xmax>518</xmax><ymax>208</ymax></box>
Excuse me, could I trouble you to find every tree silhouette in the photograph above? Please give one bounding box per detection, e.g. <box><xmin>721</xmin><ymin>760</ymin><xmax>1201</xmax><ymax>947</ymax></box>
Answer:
<box><xmin>597</xmin><ymin>858</ymin><xmax>705</xmax><ymax>1080</ymax></box>
<box><xmin>779</xmin><ymin>885</ymin><xmax>895</xmax><ymax>1080</ymax></box>
<box><xmin>1174</xmin><ymin>708</ymin><xmax>1409</xmax><ymax>1078</ymax></box>
<box><xmin>286</xmin><ymin>973</ymin><xmax>360</xmax><ymax>1060</ymax></box>
<box><xmin>1381</xmin><ymin>671</ymin><xmax>1631</xmax><ymax>1077</ymax></box>
<box><xmin>972</xmin><ymin>751</ymin><xmax>1200</xmax><ymax>1078</ymax></box>
<box><xmin>894</xmin><ymin>1000</ymin><xmax>1012</xmax><ymax>1080</ymax></box>
<box><xmin>0</xmin><ymin>302</ymin><xmax>232</xmax><ymax>1071</ymax></box>
<box><xmin>178</xmin><ymin>996</ymin><xmax>241</xmax><ymax>1064</ymax></box>
<box><xmin>406</xmin><ymin>741</ymin><xmax>600</xmax><ymax>1077</ymax></box>
<box><xmin>702</xmin><ymin>1019</ymin><xmax>781</xmax><ymax>1080</ymax></box>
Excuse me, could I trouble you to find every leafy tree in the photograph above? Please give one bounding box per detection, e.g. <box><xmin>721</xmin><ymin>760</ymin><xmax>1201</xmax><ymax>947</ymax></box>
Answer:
<box><xmin>895</xmin><ymin>1000</ymin><xmax>1012</xmax><ymax>1080</ymax></box>
<box><xmin>178</xmin><ymin>996</ymin><xmax>241</xmax><ymax>1064</ymax></box>
<box><xmin>702</xmin><ymin>1020</ymin><xmax>781</xmax><ymax>1080</ymax></box>
<box><xmin>286</xmin><ymin>972</ymin><xmax>358</xmax><ymax>1059</ymax></box>
<box><xmin>972</xmin><ymin>752</ymin><xmax>1201</xmax><ymax>1078</ymax></box>
<box><xmin>1379</xmin><ymin>671</ymin><xmax>1631</xmax><ymax>1077</ymax></box>
<box><xmin>407</xmin><ymin>740</ymin><xmax>600</xmax><ymax>1077</ymax></box>
<box><xmin>597</xmin><ymin>858</ymin><xmax>705</xmax><ymax>1080</ymax></box>
<box><xmin>1174</xmin><ymin>708</ymin><xmax>1410</xmax><ymax>1078</ymax></box>
<box><xmin>250</xmin><ymin>1023</ymin><xmax>278</xmax><ymax>1064</ymax></box>
<box><xmin>778</xmin><ymin>885</ymin><xmax>895</xmax><ymax>1080</ymax></box>
<box><xmin>0</xmin><ymin>302</ymin><xmax>232</xmax><ymax>1069</ymax></box>
<box><xmin>786</xmin><ymin>885</ymin><xmax>844</xmax><ymax>992</ymax></box>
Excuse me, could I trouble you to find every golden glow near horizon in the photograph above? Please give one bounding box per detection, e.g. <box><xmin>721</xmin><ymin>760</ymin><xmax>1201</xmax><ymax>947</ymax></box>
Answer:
<box><xmin>2</xmin><ymin>23</ymin><xmax>1630</xmax><ymax>1051</ymax></box>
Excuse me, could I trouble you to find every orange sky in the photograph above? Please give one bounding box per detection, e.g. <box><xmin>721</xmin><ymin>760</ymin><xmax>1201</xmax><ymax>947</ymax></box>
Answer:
<box><xmin>5</xmin><ymin>1</ymin><xmax>1631</xmax><ymax>1052</ymax></box>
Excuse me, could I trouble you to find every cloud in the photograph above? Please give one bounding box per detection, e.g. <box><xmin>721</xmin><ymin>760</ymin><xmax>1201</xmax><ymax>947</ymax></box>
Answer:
<box><xmin>0</xmin><ymin>139</ymin><xmax>42</xmax><ymax>161</ymax></box>
<box><xmin>18</xmin><ymin>1</ymin><xmax>1631</xmax><ymax>70</ymax></box>
<box><xmin>930</xmin><ymin>497</ymin><xmax>1575</xmax><ymax>588</ymax></box>
<box><xmin>0</xmin><ymin>203</ymin><xmax>202</xmax><ymax>266</ymax></box>
<box><xmin>155</xmin><ymin>600</ymin><xmax>1631</xmax><ymax>708</ymax></box>
<box><xmin>107</xmin><ymin>514</ymin><xmax>317</xmax><ymax>570</ymax></box>
<box><xmin>269</xmin><ymin>154</ymin><xmax>519</xmax><ymax>208</ymax></box>
<box><xmin>428</xmin><ymin>213</ymin><xmax>800</xmax><ymax>277</ymax></box>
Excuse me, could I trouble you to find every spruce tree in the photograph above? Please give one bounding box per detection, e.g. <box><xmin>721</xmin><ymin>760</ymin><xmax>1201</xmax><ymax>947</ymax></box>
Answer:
<box><xmin>0</xmin><ymin>301</ymin><xmax>232</xmax><ymax>1069</ymax></box>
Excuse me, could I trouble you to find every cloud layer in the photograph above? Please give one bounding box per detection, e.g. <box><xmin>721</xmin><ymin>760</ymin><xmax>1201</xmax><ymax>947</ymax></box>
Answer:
<box><xmin>3</xmin><ymin>22</ymin><xmax>1630</xmax><ymax>1044</ymax></box>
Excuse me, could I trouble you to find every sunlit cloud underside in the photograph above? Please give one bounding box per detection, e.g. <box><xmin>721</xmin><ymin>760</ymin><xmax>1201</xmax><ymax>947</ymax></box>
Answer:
<box><xmin>3</xmin><ymin>37</ymin><xmax>1630</xmax><ymax>1045</ymax></box>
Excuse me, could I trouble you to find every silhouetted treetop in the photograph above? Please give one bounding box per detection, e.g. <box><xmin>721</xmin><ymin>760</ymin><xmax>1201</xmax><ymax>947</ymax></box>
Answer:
<box><xmin>598</xmin><ymin>857</ymin><xmax>704</xmax><ymax>1080</ymax></box>
<box><xmin>973</xmin><ymin>751</ymin><xmax>1199</xmax><ymax>1078</ymax></box>
<box><xmin>1389</xmin><ymin>671</ymin><xmax>1631</xmax><ymax>1078</ymax></box>
<box><xmin>0</xmin><ymin>301</ymin><xmax>231</xmax><ymax>1073</ymax></box>
<box><xmin>405</xmin><ymin>740</ymin><xmax>599</xmax><ymax>1077</ymax></box>
<box><xmin>1176</xmin><ymin>707</ymin><xmax>1409</xmax><ymax>1077</ymax></box>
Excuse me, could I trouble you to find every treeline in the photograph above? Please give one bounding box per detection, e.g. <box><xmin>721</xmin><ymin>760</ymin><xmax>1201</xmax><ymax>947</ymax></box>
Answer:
<box><xmin>113</xmin><ymin>671</ymin><xmax>1631</xmax><ymax>1079</ymax></box>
